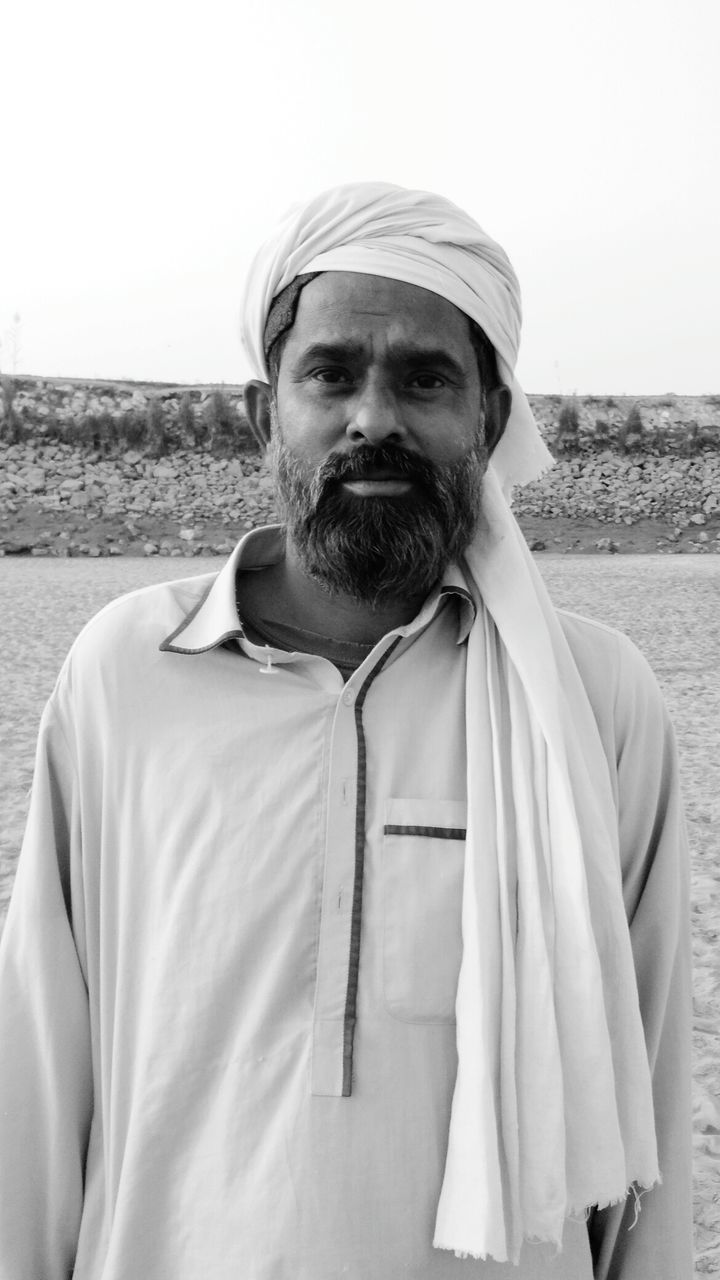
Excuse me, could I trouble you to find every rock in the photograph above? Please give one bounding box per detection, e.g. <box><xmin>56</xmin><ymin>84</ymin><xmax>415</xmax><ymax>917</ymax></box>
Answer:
<box><xmin>23</xmin><ymin>467</ymin><xmax>46</xmax><ymax>492</ymax></box>
<box><xmin>179</xmin><ymin>527</ymin><xmax>195</xmax><ymax>542</ymax></box>
<box><xmin>697</xmin><ymin>532</ymin><xmax>710</xmax><ymax>543</ymax></box>
<box><xmin>690</xmin><ymin>512</ymin><xmax>707</xmax><ymax>525</ymax></box>
<box><xmin>143</xmin><ymin>542</ymin><xmax>159</xmax><ymax>556</ymax></box>
<box><xmin>594</xmin><ymin>537</ymin><xmax>619</xmax><ymax>553</ymax></box>
<box><xmin>87</xmin><ymin>545</ymin><xmax>102</xmax><ymax>557</ymax></box>
<box><xmin>68</xmin><ymin>491</ymin><xmax>89</xmax><ymax>508</ymax></box>
<box><xmin>528</xmin><ymin>538</ymin><xmax>546</xmax><ymax>551</ymax></box>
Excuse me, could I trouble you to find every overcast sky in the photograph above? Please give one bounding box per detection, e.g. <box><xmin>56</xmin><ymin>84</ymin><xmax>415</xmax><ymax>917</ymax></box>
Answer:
<box><xmin>1</xmin><ymin>0</ymin><xmax>717</xmax><ymax>393</ymax></box>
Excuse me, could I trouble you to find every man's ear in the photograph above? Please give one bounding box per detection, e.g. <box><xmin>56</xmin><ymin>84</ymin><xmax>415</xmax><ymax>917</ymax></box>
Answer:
<box><xmin>243</xmin><ymin>380</ymin><xmax>273</xmax><ymax>452</ymax></box>
<box><xmin>485</xmin><ymin>384</ymin><xmax>512</xmax><ymax>455</ymax></box>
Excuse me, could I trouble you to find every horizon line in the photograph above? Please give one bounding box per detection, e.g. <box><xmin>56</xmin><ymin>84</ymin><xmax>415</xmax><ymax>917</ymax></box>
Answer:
<box><xmin>3</xmin><ymin>373</ymin><xmax>717</xmax><ymax>400</ymax></box>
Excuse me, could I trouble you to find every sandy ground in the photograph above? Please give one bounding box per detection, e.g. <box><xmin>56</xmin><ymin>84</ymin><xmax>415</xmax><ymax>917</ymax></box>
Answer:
<box><xmin>0</xmin><ymin>554</ymin><xmax>718</xmax><ymax>1272</ymax></box>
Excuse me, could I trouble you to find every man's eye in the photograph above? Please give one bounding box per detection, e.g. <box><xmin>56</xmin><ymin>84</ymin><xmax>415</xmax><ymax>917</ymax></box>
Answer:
<box><xmin>409</xmin><ymin>373</ymin><xmax>445</xmax><ymax>390</ymax></box>
<box><xmin>311</xmin><ymin>368</ymin><xmax>352</xmax><ymax>385</ymax></box>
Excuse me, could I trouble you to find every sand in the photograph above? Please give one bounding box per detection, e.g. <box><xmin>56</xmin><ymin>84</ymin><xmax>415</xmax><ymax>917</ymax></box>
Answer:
<box><xmin>0</xmin><ymin>554</ymin><xmax>718</xmax><ymax>1272</ymax></box>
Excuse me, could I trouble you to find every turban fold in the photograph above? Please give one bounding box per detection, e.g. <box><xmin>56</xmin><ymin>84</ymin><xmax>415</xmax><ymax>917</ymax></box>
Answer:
<box><xmin>240</xmin><ymin>181</ymin><xmax>553</xmax><ymax>495</ymax></box>
<box><xmin>239</xmin><ymin>182</ymin><xmax>659</xmax><ymax>1264</ymax></box>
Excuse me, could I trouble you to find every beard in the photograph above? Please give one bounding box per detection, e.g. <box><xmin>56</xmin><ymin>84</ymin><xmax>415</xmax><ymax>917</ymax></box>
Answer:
<box><xmin>269</xmin><ymin>418</ymin><xmax>489</xmax><ymax>609</ymax></box>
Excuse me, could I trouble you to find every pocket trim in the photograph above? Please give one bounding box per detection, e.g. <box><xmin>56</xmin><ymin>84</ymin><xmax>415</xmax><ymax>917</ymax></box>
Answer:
<box><xmin>384</xmin><ymin>824</ymin><xmax>466</xmax><ymax>840</ymax></box>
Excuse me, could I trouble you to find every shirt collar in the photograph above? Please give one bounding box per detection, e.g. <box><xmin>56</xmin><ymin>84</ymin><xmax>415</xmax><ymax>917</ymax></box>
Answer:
<box><xmin>160</xmin><ymin>524</ymin><xmax>476</xmax><ymax>655</ymax></box>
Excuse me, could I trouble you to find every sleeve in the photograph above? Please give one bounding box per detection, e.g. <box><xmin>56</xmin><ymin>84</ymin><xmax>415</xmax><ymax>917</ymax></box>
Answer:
<box><xmin>587</xmin><ymin>636</ymin><xmax>693</xmax><ymax>1280</ymax></box>
<box><xmin>0</xmin><ymin>696</ymin><xmax>93</xmax><ymax>1280</ymax></box>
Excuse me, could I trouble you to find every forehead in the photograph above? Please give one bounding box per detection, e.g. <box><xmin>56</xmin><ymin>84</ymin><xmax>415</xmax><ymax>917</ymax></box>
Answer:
<box><xmin>283</xmin><ymin>271</ymin><xmax>475</xmax><ymax>357</ymax></box>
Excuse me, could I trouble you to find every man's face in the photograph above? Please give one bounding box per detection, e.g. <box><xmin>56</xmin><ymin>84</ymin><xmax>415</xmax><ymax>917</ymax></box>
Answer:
<box><xmin>268</xmin><ymin>272</ymin><xmax>494</xmax><ymax>605</ymax></box>
<box><xmin>273</xmin><ymin>271</ymin><xmax>485</xmax><ymax>470</ymax></box>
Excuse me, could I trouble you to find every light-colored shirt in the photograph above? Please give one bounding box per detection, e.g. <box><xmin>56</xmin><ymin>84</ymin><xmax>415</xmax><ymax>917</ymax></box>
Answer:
<box><xmin>0</xmin><ymin>526</ymin><xmax>692</xmax><ymax>1279</ymax></box>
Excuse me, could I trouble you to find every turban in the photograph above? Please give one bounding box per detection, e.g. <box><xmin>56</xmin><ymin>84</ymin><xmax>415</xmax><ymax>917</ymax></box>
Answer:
<box><xmin>240</xmin><ymin>180</ymin><xmax>553</xmax><ymax>495</ymax></box>
<box><xmin>239</xmin><ymin>183</ymin><xmax>659</xmax><ymax>1264</ymax></box>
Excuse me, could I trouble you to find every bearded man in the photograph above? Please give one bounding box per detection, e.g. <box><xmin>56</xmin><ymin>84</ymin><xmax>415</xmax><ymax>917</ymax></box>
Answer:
<box><xmin>0</xmin><ymin>183</ymin><xmax>691</xmax><ymax>1279</ymax></box>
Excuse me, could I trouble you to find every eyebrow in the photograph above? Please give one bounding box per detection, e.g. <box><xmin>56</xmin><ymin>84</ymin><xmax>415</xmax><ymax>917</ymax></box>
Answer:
<box><xmin>292</xmin><ymin>341</ymin><xmax>468</xmax><ymax>380</ymax></box>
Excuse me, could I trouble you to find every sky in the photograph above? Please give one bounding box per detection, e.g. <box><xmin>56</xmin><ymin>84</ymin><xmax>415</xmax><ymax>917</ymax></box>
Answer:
<box><xmin>1</xmin><ymin>0</ymin><xmax>718</xmax><ymax>394</ymax></box>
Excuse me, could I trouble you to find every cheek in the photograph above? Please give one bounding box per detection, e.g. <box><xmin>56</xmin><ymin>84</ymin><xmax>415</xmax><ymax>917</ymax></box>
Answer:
<box><xmin>274</xmin><ymin>394</ymin><xmax>343</xmax><ymax>462</ymax></box>
<box><xmin>422</xmin><ymin>418</ymin><xmax>484</xmax><ymax>466</ymax></box>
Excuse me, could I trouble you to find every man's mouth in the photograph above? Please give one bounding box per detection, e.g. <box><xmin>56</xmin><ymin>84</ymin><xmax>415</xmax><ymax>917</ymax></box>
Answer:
<box><xmin>341</xmin><ymin>470</ymin><xmax>414</xmax><ymax>497</ymax></box>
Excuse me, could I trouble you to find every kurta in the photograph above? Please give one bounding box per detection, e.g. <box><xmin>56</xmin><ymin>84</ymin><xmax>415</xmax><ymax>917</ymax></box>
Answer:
<box><xmin>0</xmin><ymin>527</ymin><xmax>692</xmax><ymax>1279</ymax></box>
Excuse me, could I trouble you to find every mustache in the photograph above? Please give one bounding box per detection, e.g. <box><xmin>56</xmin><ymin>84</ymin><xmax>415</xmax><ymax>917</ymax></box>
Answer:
<box><xmin>308</xmin><ymin>444</ymin><xmax>440</xmax><ymax>503</ymax></box>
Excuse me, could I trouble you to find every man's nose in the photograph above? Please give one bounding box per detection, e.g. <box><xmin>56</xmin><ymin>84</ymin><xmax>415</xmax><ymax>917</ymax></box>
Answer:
<box><xmin>346</xmin><ymin>379</ymin><xmax>406</xmax><ymax>446</ymax></box>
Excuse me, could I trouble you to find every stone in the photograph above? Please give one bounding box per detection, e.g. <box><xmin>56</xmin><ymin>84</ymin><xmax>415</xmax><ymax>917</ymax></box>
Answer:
<box><xmin>697</xmin><ymin>532</ymin><xmax>710</xmax><ymax>543</ymax></box>
<box><xmin>179</xmin><ymin>527</ymin><xmax>195</xmax><ymax>541</ymax></box>
<box><xmin>689</xmin><ymin>513</ymin><xmax>707</xmax><ymax>525</ymax></box>
<box><xmin>594</xmin><ymin>537</ymin><xmax>619</xmax><ymax>553</ymax></box>
<box><xmin>528</xmin><ymin>538</ymin><xmax>546</xmax><ymax>551</ymax></box>
<box><xmin>23</xmin><ymin>468</ymin><xmax>46</xmax><ymax>492</ymax></box>
<box><xmin>68</xmin><ymin>491</ymin><xmax>89</xmax><ymax>508</ymax></box>
<box><xmin>143</xmin><ymin>542</ymin><xmax>159</xmax><ymax>556</ymax></box>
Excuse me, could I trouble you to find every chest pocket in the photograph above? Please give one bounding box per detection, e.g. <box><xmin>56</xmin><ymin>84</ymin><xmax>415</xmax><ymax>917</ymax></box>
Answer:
<box><xmin>382</xmin><ymin>799</ymin><xmax>466</xmax><ymax>1023</ymax></box>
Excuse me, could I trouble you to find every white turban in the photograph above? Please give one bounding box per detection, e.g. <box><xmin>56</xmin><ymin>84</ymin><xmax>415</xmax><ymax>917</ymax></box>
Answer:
<box><xmin>240</xmin><ymin>180</ymin><xmax>553</xmax><ymax>495</ymax></box>
<box><xmin>239</xmin><ymin>183</ymin><xmax>659</xmax><ymax>1264</ymax></box>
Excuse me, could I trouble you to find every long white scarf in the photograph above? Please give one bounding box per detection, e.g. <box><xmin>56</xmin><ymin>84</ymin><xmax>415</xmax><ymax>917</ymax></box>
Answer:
<box><xmin>434</xmin><ymin>469</ymin><xmax>658</xmax><ymax>1261</ymax></box>
<box><xmin>240</xmin><ymin>181</ymin><xmax>659</xmax><ymax>1263</ymax></box>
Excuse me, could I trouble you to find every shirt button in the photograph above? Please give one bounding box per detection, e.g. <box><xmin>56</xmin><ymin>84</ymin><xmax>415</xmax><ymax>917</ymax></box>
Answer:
<box><xmin>342</xmin><ymin>687</ymin><xmax>356</xmax><ymax>706</ymax></box>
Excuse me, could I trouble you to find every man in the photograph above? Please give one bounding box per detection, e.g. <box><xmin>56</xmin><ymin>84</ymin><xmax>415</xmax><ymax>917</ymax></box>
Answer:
<box><xmin>0</xmin><ymin>183</ymin><xmax>691</xmax><ymax>1278</ymax></box>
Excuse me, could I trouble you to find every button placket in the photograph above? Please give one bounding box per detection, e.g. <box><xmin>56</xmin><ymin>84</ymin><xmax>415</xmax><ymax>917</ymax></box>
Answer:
<box><xmin>310</xmin><ymin>639</ymin><xmax>401</xmax><ymax>1098</ymax></box>
<box><xmin>311</xmin><ymin>691</ymin><xmax>359</xmax><ymax>1096</ymax></box>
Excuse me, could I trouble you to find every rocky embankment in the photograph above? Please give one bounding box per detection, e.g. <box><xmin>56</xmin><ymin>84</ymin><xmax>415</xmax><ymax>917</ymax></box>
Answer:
<box><xmin>1</xmin><ymin>378</ymin><xmax>719</xmax><ymax>555</ymax></box>
<box><xmin>0</xmin><ymin>444</ymin><xmax>274</xmax><ymax>557</ymax></box>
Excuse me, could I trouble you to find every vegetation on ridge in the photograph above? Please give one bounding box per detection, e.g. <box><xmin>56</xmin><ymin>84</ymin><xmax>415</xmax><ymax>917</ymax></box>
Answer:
<box><xmin>1</xmin><ymin>376</ymin><xmax>719</xmax><ymax>459</ymax></box>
